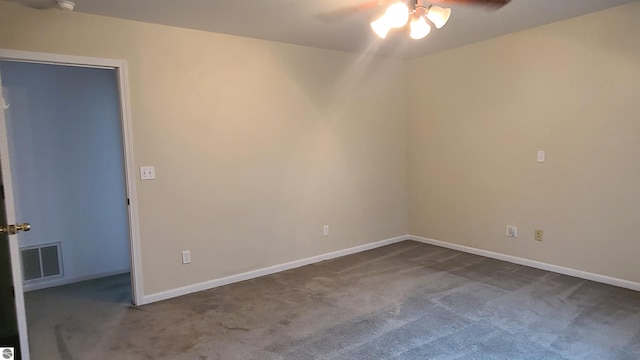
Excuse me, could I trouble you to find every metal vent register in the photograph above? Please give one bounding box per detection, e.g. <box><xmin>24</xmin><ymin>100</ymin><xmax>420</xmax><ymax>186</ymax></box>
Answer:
<box><xmin>21</xmin><ymin>243</ymin><xmax>63</xmax><ymax>281</ymax></box>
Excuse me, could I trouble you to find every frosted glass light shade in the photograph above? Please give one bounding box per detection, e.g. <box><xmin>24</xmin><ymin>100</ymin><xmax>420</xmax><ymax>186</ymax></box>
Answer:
<box><xmin>385</xmin><ymin>2</ymin><xmax>410</xmax><ymax>28</ymax></box>
<box><xmin>426</xmin><ymin>6</ymin><xmax>451</xmax><ymax>29</ymax></box>
<box><xmin>410</xmin><ymin>16</ymin><xmax>431</xmax><ymax>40</ymax></box>
<box><xmin>370</xmin><ymin>16</ymin><xmax>392</xmax><ymax>39</ymax></box>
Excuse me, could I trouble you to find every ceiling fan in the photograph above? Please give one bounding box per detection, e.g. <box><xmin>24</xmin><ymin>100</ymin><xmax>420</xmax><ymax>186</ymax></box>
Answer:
<box><xmin>319</xmin><ymin>0</ymin><xmax>511</xmax><ymax>40</ymax></box>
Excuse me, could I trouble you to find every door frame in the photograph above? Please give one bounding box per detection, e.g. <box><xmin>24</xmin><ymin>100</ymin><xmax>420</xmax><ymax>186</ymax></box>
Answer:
<box><xmin>0</xmin><ymin>48</ymin><xmax>144</xmax><ymax>356</ymax></box>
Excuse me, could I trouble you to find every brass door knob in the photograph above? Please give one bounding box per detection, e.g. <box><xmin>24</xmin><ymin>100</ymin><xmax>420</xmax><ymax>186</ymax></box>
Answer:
<box><xmin>0</xmin><ymin>223</ymin><xmax>31</xmax><ymax>235</ymax></box>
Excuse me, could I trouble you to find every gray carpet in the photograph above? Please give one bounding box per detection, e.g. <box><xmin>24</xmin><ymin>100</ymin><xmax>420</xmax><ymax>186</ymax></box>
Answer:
<box><xmin>25</xmin><ymin>241</ymin><xmax>640</xmax><ymax>360</ymax></box>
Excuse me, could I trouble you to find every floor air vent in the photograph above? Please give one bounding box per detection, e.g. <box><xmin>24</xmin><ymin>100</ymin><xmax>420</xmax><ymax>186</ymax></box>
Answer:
<box><xmin>21</xmin><ymin>243</ymin><xmax>63</xmax><ymax>281</ymax></box>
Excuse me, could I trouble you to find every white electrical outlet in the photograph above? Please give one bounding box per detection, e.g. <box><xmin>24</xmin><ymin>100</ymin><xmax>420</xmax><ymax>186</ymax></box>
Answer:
<box><xmin>140</xmin><ymin>166</ymin><xmax>156</xmax><ymax>180</ymax></box>
<box><xmin>537</xmin><ymin>150</ymin><xmax>546</xmax><ymax>163</ymax></box>
<box><xmin>506</xmin><ymin>225</ymin><xmax>518</xmax><ymax>238</ymax></box>
<box><xmin>323</xmin><ymin>225</ymin><xmax>329</xmax><ymax>237</ymax></box>
<box><xmin>182</xmin><ymin>250</ymin><xmax>191</xmax><ymax>264</ymax></box>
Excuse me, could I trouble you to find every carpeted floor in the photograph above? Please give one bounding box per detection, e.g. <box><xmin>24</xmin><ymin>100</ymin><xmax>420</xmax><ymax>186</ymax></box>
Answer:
<box><xmin>25</xmin><ymin>240</ymin><xmax>640</xmax><ymax>359</ymax></box>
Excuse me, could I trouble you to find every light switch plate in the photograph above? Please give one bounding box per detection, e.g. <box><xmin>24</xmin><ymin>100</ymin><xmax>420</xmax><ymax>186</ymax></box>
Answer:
<box><xmin>182</xmin><ymin>250</ymin><xmax>191</xmax><ymax>264</ymax></box>
<box><xmin>140</xmin><ymin>166</ymin><xmax>156</xmax><ymax>180</ymax></box>
<box><xmin>537</xmin><ymin>150</ymin><xmax>546</xmax><ymax>163</ymax></box>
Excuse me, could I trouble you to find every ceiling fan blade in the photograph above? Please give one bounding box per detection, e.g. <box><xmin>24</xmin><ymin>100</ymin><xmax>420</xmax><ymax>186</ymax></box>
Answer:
<box><xmin>428</xmin><ymin>0</ymin><xmax>511</xmax><ymax>9</ymax></box>
<box><xmin>314</xmin><ymin>0</ymin><xmax>511</xmax><ymax>23</ymax></box>
<box><xmin>10</xmin><ymin>0</ymin><xmax>56</xmax><ymax>10</ymax></box>
<box><xmin>315</xmin><ymin>0</ymin><xmax>393</xmax><ymax>22</ymax></box>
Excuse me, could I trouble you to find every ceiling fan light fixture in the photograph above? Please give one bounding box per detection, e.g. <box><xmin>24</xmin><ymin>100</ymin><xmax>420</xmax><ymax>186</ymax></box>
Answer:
<box><xmin>426</xmin><ymin>5</ymin><xmax>451</xmax><ymax>29</ymax></box>
<box><xmin>409</xmin><ymin>16</ymin><xmax>431</xmax><ymax>40</ymax></box>
<box><xmin>385</xmin><ymin>2</ymin><xmax>410</xmax><ymax>28</ymax></box>
<box><xmin>56</xmin><ymin>0</ymin><xmax>75</xmax><ymax>11</ymax></box>
<box><xmin>370</xmin><ymin>16</ymin><xmax>393</xmax><ymax>39</ymax></box>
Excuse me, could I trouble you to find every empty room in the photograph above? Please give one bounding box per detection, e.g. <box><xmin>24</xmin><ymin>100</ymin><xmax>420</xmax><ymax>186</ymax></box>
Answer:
<box><xmin>0</xmin><ymin>0</ymin><xmax>639</xmax><ymax>359</ymax></box>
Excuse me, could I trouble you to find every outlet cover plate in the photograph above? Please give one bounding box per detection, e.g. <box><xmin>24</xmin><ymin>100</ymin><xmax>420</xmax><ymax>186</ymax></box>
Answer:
<box><xmin>535</xmin><ymin>229</ymin><xmax>544</xmax><ymax>241</ymax></box>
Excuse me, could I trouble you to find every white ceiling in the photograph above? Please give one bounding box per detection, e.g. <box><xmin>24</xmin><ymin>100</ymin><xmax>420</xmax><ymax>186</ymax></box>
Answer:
<box><xmin>7</xmin><ymin>0</ymin><xmax>638</xmax><ymax>57</ymax></box>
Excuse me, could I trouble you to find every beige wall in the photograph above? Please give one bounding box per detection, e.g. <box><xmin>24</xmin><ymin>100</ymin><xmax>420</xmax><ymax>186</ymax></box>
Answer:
<box><xmin>408</xmin><ymin>2</ymin><xmax>640</xmax><ymax>283</ymax></box>
<box><xmin>0</xmin><ymin>1</ymin><xmax>408</xmax><ymax>295</ymax></box>
<box><xmin>2</xmin><ymin>0</ymin><xmax>639</xmax><ymax>296</ymax></box>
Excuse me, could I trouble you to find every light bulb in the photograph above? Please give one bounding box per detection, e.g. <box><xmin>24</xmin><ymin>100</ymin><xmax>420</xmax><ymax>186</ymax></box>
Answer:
<box><xmin>426</xmin><ymin>6</ymin><xmax>451</xmax><ymax>29</ymax></box>
<box><xmin>385</xmin><ymin>2</ymin><xmax>410</xmax><ymax>28</ymax></box>
<box><xmin>410</xmin><ymin>16</ymin><xmax>431</xmax><ymax>40</ymax></box>
<box><xmin>370</xmin><ymin>15</ymin><xmax>392</xmax><ymax>39</ymax></box>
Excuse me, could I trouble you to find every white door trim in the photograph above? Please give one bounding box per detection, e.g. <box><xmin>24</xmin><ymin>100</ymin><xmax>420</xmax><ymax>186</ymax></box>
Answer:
<box><xmin>0</xmin><ymin>50</ymin><xmax>145</xmax><ymax>309</ymax></box>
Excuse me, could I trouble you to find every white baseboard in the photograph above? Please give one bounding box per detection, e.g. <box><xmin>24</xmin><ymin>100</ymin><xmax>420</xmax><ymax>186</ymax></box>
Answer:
<box><xmin>23</xmin><ymin>268</ymin><xmax>131</xmax><ymax>292</ymax></box>
<box><xmin>143</xmin><ymin>233</ymin><xmax>638</xmax><ymax>305</ymax></box>
<box><xmin>143</xmin><ymin>235</ymin><xmax>409</xmax><ymax>305</ymax></box>
<box><xmin>409</xmin><ymin>235</ymin><xmax>640</xmax><ymax>292</ymax></box>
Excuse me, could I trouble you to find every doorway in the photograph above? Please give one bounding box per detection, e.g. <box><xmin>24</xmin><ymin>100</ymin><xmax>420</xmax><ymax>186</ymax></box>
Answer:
<box><xmin>0</xmin><ymin>49</ymin><xmax>143</xmax><ymax>359</ymax></box>
<box><xmin>1</xmin><ymin>60</ymin><xmax>131</xmax><ymax>291</ymax></box>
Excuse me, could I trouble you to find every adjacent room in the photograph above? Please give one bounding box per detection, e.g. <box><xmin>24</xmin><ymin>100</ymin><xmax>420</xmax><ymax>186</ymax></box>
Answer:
<box><xmin>0</xmin><ymin>0</ymin><xmax>638</xmax><ymax>359</ymax></box>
